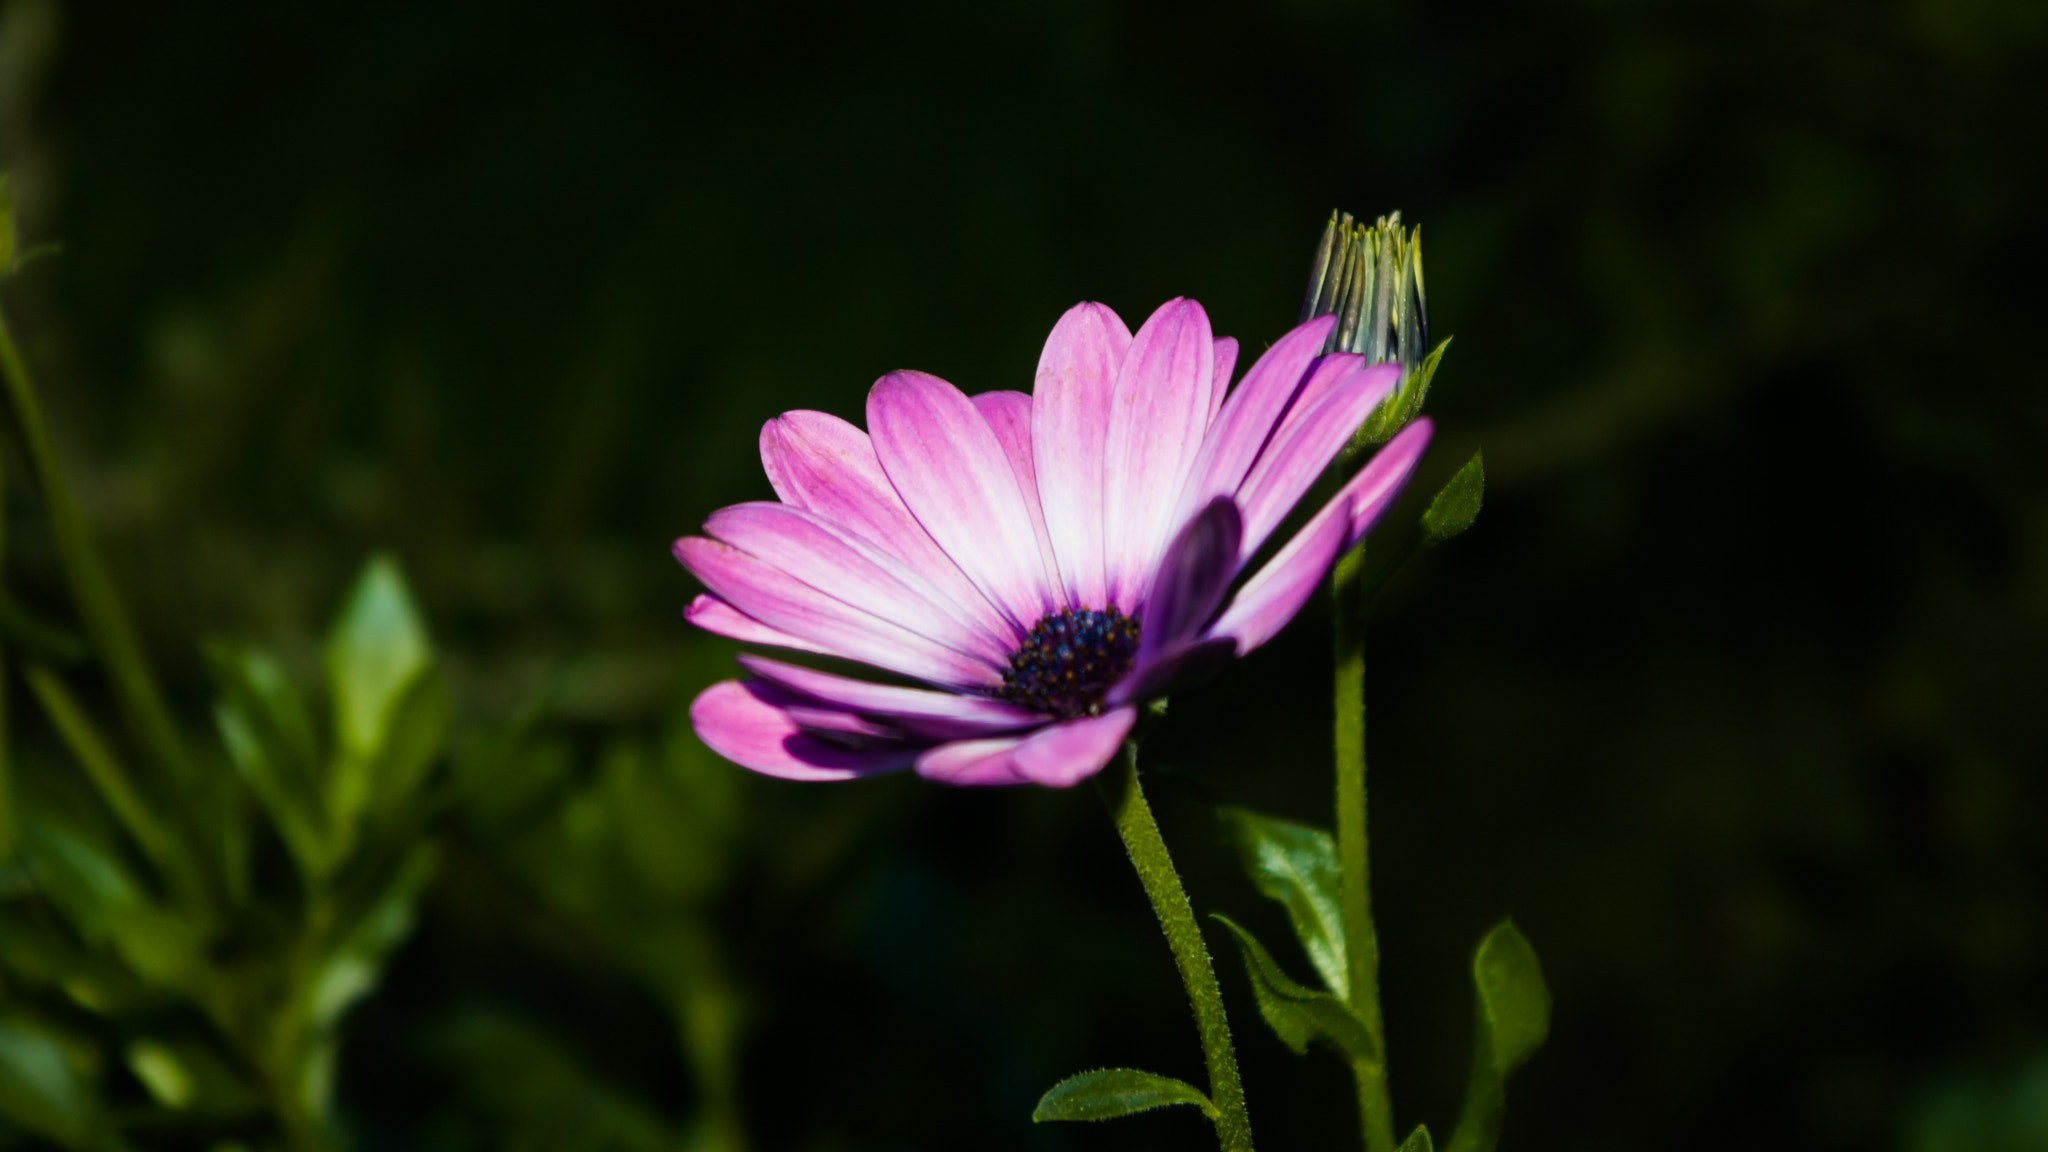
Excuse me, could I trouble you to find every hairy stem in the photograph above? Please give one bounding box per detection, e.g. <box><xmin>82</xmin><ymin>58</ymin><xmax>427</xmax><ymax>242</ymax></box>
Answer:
<box><xmin>1103</xmin><ymin>744</ymin><xmax>1253</xmax><ymax>1152</ymax></box>
<box><xmin>1334</xmin><ymin>546</ymin><xmax>1395</xmax><ymax>1152</ymax></box>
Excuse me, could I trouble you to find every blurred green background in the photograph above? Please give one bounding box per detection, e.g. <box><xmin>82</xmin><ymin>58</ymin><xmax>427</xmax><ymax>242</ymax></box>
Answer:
<box><xmin>0</xmin><ymin>0</ymin><xmax>2043</xmax><ymax>1148</ymax></box>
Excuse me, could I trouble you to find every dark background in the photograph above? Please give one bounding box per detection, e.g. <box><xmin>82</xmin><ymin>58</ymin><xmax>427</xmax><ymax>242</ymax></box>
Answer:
<box><xmin>3</xmin><ymin>0</ymin><xmax>2044</xmax><ymax>1148</ymax></box>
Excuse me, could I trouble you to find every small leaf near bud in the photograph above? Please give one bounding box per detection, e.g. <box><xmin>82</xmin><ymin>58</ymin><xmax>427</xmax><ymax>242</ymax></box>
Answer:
<box><xmin>1421</xmin><ymin>450</ymin><xmax>1484</xmax><ymax>545</ymax></box>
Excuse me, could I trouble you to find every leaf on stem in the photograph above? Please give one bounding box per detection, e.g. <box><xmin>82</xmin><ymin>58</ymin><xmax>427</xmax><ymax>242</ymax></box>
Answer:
<box><xmin>1212</xmin><ymin>914</ymin><xmax>1378</xmax><ymax>1063</ymax></box>
<box><xmin>1218</xmin><ymin>806</ymin><xmax>1348</xmax><ymax>998</ymax></box>
<box><xmin>1031</xmin><ymin>1068</ymin><xmax>1218</xmax><ymax>1123</ymax></box>
<box><xmin>1400</xmin><ymin>1123</ymin><xmax>1437</xmax><ymax>1152</ymax></box>
<box><xmin>1420</xmin><ymin>451</ymin><xmax>1483</xmax><ymax>545</ymax></box>
<box><xmin>1446</xmin><ymin>919</ymin><xmax>1551</xmax><ymax>1152</ymax></box>
<box><xmin>0</xmin><ymin>1016</ymin><xmax>104</xmax><ymax>1149</ymax></box>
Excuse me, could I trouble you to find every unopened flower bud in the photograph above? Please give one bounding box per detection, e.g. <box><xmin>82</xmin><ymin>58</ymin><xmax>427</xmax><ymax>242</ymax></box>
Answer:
<box><xmin>1300</xmin><ymin>210</ymin><xmax>1447</xmax><ymax>446</ymax></box>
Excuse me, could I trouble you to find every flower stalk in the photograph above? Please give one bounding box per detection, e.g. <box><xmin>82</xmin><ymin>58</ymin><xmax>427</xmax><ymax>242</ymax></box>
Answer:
<box><xmin>1333</xmin><ymin>546</ymin><xmax>1396</xmax><ymax>1152</ymax></box>
<box><xmin>1102</xmin><ymin>742</ymin><xmax>1254</xmax><ymax>1152</ymax></box>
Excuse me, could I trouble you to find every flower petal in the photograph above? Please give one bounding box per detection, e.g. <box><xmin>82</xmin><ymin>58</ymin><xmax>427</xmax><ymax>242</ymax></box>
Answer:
<box><xmin>1207</xmin><ymin>418</ymin><xmax>1432</xmax><ymax>654</ymax></box>
<box><xmin>869</xmin><ymin>371</ymin><xmax>1057</xmax><ymax>630</ymax></box>
<box><xmin>1030</xmin><ymin>302</ymin><xmax>1131</xmax><ymax>610</ymax></box>
<box><xmin>1235</xmin><ymin>360</ymin><xmax>1402</xmax><ymax>558</ymax></box>
<box><xmin>761</xmin><ymin>410</ymin><xmax>1016</xmax><ymax>646</ymax></box>
<box><xmin>915</xmin><ymin>735</ymin><xmax>1032</xmax><ymax>787</ymax></box>
<box><xmin>676</xmin><ymin>536</ymin><xmax>1001</xmax><ymax>688</ymax></box>
<box><xmin>737</xmin><ymin>654</ymin><xmax>1045</xmax><ymax>740</ymax></box>
<box><xmin>705</xmin><ymin>501</ymin><xmax>1012</xmax><ymax>667</ymax></box>
<box><xmin>1175</xmin><ymin>315</ymin><xmax>1335</xmax><ymax>525</ymax></box>
<box><xmin>1208</xmin><ymin>337</ymin><xmax>1239</xmax><ymax>426</ymax></box>
<box><xmin>690</xmin><ymin>680</ymin><xmax>917</xmax><ymax>782</ymax></box>
<box><xmin>1011</xmin><ymin>707</ymin><xmax>1136</xmax><ymax>788</ymax></box>
<box><xmin>972</xmin><ymin>390</ymin><xmax>1067</xmax><ymax>610</ymax></box>
<box><xmin>1109</xmin><ymin>637</ymin><xmax>1238</xmax><ymax>706</ymax></box>
<box><xmin>684</xmin><ymin>593</ymin><xmax>833</xmax><ymax>656</ymax></box>
<box><xmin>1138</xmin><ymin>497</ymin><xmax>1243</xmax><ymax>665</ymax></box>
<box><xmin>1102</xmin><ymin>298</ymin><xmax>1215</xmax><ymax>609</ymax></box>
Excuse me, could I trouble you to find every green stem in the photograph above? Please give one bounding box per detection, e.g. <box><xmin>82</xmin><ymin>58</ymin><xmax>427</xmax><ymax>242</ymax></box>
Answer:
<box><xmin>1334</xmin><ymin>547</ymin><xmax>1395</xmax><ymax>1152</ymax></box>
<box><xmin>0</xmin><ymin>304</ymin><xmax>192</xmax><ymax>791</ymax></box>
<box><xmin>1102</xmin><ymin>743</ymin><xmax>1253</xmax><ymax>1152</ymax></box>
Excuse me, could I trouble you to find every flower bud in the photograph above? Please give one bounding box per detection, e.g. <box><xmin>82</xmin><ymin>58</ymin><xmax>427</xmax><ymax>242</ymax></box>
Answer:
<box><xmin>1300</xmin><ymin>210</ymin><xmax>1447</xmax><ymax>446</ymax></box>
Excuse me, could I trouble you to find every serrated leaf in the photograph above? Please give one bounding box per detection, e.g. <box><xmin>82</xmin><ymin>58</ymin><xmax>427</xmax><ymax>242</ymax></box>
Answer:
<box><xmin>1400</xmin><ymin>1123</ymin><xmax>1437</xmax><ymax>1152</ymax></box>
<box><xmin>326</xmin><ymin>556</ymin><xmax>431</xmax><ymax>761</ymax></box>
<box><xmin>1219</xmin><ymin>807</ymin><xmax>1347</xmax><ymax>998</ymax></box>
<box><xmin>0</xmin><ymin>1017</ymin><xmax>102</xmax><ymax>1148</ymax></box>
<box><xmin>1031</xmin><ymin>1068</ymin><xmax>1217</xmax><ymax>1123</ymax></box>
<box><xmin>1447</xmin><ymin>919</ymin><xmax>1551</xmax><ymax>1152</ymax></box>
<box><xmin>1421</xmin><ymin>451</ymin><xmax>1484</xmax><ymax>545</ymax></box>
<box><xmin>1213</xmin><ymin>914</ymin><xmax>1378</xmax><ymax>1063</ymax></box>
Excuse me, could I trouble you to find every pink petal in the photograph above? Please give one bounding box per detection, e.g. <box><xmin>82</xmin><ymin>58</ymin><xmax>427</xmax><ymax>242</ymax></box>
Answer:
<box><xmin>1109</xmin><ymin>636</ymin><xmax>1238</xmax><ymax>706</ymax></box>
<box><xmin>1030</xmin><ymin>302</ymin><xmax>1131</xmax><ymax>610</ymax></box>
<box><xmin>684</xmin><ymin>594</ymin><xmax>833</xmax><ymax>656</ymax></box>
<box><xmin>972</xmin><ymin>390</ymin><xmax>1067</xmax><ymax>610</ymax></box>
<box><xmin>1342</xmin><ymin>417</ymin><xmax>1435</xmax><ymax>548</ymax></box>
<box><xmin>761</xmin><ymin>410</ymin><xmax>1017</xmax><ymax>646</ymax></box>
<box><xmin>705</xmin><ymin>501</ymin><xmax>1012</xmax><ymax>667</ymax></box>
<box><xmin>869</xmin><ymin>371</ymin><xmax>1058</xmax><ymax>631</ymax></box>
<box><xmin>738</xmin><ymin>654</ymin><xmax>1045</xmax><ymax>740</ymax></box>
<box><xmin>1234</xmin><ymin>360</ymin><xmax>1403</xmax><ymax>559</ymax></box>
<box><xmin>1012</xmin><ymin>707</ymin><xmax>1136</xmax><ymax>788</ymax></box>
<box><xmin>676</xmin><ymin>536</ymin><xmax>1001</xmax><ymax>689</ymax></box>
<box><xmin>915</xmin><ymin>735</ymin><xmax>1033</xmax><ymax>787</ymax></box>
<box><xmin>1208</xmin><ymin>337</ymin><xmax>1239</xmax><ymax>426</ymax></box>
<box><xmin>1175</xmin><ymin>315</ymin><xmax>1335</xmax><ymax>525</ymax></box>
<box><xmin>1207</xmin><ymin>419</ymin><xmax>1432</xmax><ymax>655</ymax></box>
<box><xmin>1102</xmin><ymin>298</ymin><xmax>1215</xmax><ymax>609</ymax></box>
<box><xmin>1138</xmin><ymin>498</ymin><xmax>1242</xmax><ymax>665</ymax></box>
<box><xmin>691</xmin><ymin>680</ymin><xmax>917</xmax><ymax>782</ymax></box>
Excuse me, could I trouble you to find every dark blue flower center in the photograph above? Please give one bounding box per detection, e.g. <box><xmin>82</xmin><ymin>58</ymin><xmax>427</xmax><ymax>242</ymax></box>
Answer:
<box><xmin>998</xmin><ymin>607</ymin><xmax>1141</xmax><ymax>720</ymax></box>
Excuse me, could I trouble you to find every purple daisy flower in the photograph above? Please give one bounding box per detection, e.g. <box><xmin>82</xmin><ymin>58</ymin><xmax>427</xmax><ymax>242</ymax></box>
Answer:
<box><xmin>676</xmin><ymin>298</ymin><xmax>1432</xmax><ymax>788</ymax></box>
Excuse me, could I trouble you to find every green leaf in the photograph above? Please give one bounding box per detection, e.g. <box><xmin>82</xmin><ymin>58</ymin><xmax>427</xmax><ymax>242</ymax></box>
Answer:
<box><xmin>0</xmin><ymin>1017</ymin><xmax>102</xmax><ymax>1149</ymax></box>
<box><xmin>1219</xmin><ymin>807</ymin><xmax>1347</xmax><ymax>998</ymax></box>
<box><xmin>1031</xmin><ymin>1068</ymin><xmax>1217</xmax><ymax>1123</ymax></box>
<box><xmin>1212</xmin><ymin>915</ymin><xmax>1378</xmax><ymax>1063</ymax></box>
<box><xmin>1421</xmin><ymin>451</ymin><xmax>1484</xmax><ymax>545</ymax></box>
<box><xmin>124</xmin><ymin>1037</ymin><xmax>261</xmax><ymax>1117</ymax></box>
<box><xmin>326</xmin><ymin>556</ymin><xmax>432</xmax><ymax>762</ymax></box>
<box><xmin>1400</xmin><ymin>1124</ymin><xmax>1437</xmax><ymax>1152</ymax></box>
<box><xmin>1446</xmin><ymin>919</ymin><xmax>1551</xmax><ymax>1152</ymax></box>
<box><xmin>209</xmin><ymin>642</ymin><xmax>330</xmax><ymax>876</ymax></box>
<box><xmin>308</xmin><ymin>843</ymin><xmax>437</xmax><ymax>1036</ymax></box>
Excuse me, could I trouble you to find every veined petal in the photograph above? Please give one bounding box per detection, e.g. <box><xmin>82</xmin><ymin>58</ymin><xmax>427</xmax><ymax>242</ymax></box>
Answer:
<box><xmin>1176</xmin><ymin>315</ymin><xmax>1335</xmax><ymax>525</ymax></box>
<box><xmin>1011</xmin><ymin>708</ymin><xmax>1136</xmax><ymax>788</ymax></box>
<box><xmin>915</xmin><ymin>735</ymin><xmax>1032</xmax><ymax>787</ymax></box>
<box><xmin>676</xmin><ymin>536</ymin><xmax>1001</xmax><ymax>689</ymax></box>
<box><xmin>684</xmin><ymin>594</ymin><xmax>833</xmax><ymax>656</ymax></box>
<box><xmin>1208</xmin><ymin>419</ymin><xmax>1432</xmax><ymax>654</ymax></box>
<box><xmin>1102</xmin><ymin>298</ymin><xmax>1214</xmax><ymax>609</ymax></box>
<box><xmin>1138</xmin><ymin>497</ymin><xmax>1242</xmax><ymax>665</ymax></box>
<box><xmin>1030</xmin><ymin>302</ymin><xmax>1130</xmax><ymax>609</ymax></box>
<box><xmin>1235</xmin><ymin>360</ymin><xmax>1402</xmax><ymax>558</ymax></box>
<box><xmin>704</xmin><ymin>501</ymin><xmax>1012</xmax><ymax>667</ymax></box>
<box><xmin>691</xmin><ymin>680</ymin><xmax>917</xmax><ymax>781</ymax></box>
<box><xmin>762</xmin><ymin>410</ymin><xmax>1017</xmax><ymax>646</ymax></box>
<box><xmin>869</xmin><ymin>371</ymin><xmax>1057</xmax><ymax>630</ymax></box>
<box><xmin>738</xmin><ymin>654</ymin><xmax>1045</xmax><ymax>740</ymax></box>
<box><xmin>972</xmin><ymin>390</ymin><xmax>1067</xmax><ymax>610</ymax></box>
<box><xmin>1208</xmin><ymin>337</ymin><xmax>1240</xmax><ymax>426</ymax></box>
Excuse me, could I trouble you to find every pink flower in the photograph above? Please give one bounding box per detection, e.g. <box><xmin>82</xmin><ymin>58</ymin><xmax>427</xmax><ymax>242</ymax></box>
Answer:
<box><xmin>677</xmin><ymin>299</ymin><xmax>1432</xmax><ymax>787</ymax></box>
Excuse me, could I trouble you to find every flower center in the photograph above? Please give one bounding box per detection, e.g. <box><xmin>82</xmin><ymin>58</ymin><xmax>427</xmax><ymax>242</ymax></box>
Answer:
<box><xmin>998</xmin><ymin>607</ymin><xmax>1141</xmax><ymax>720</ymax></box>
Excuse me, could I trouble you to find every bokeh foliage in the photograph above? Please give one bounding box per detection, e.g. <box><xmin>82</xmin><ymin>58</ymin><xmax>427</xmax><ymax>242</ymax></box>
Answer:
<box><xmin>0</xmin><ymin>0</ymin><xmax>2039</xmax><ymax>1149</ymax></box>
